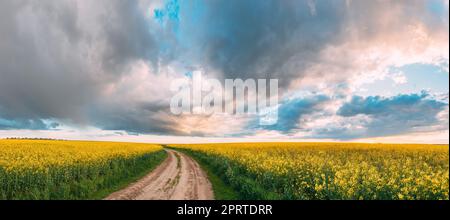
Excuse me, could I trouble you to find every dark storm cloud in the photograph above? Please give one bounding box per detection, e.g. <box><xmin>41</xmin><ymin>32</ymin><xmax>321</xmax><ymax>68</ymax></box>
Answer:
<box><xmin>88</xmin><ymin>100</ymin><xmax>183</xmax><ymax>135</ymax></box>
<box><xmin>0</xmin><ymin>0</ymin><xmax>159</xmax><ymax>128</ymax></box>
<box><xmin>0</xmin><ymin>117</ymin><xmax>57</xmax><ymax>130</ymax></box>
<box><xmin>98</xmin><ymin>1</ymin><xmax>159</xmax><ymax>75</ymax></box>
<box><xmin>0</xmin><ymin>1</ymin><xmax>93</xmax><ymax>123</ymax></box>
<box><xmin>168</xmin><ymin>0</ymin><xmax>444</xmax><ymax>87</ymax></box>
<box><xmin>170</xmin><ymin>0</ymin><xmax>347</xmax><ymax>87</ymax></box>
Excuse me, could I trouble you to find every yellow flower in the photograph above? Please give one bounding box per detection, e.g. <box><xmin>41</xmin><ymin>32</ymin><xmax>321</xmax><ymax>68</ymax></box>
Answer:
<box><xmin>171</xmin><ymin>142</ymin><xmax>449</xmax><ymax>200</ymax></box>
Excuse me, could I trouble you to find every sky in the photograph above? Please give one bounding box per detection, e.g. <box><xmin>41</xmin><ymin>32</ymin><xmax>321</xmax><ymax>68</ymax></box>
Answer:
<box><xmin>0</xmin><ymin>0</ymin><xmax>449</xmax><ymax>144</ymax></box>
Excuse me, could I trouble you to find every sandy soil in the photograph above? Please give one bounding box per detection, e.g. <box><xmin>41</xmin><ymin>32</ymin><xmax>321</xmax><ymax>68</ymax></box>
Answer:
<box><xmin>105</xmin><ymin>149</ymin><xmax>214</xmax><ymax>200</ymax></box>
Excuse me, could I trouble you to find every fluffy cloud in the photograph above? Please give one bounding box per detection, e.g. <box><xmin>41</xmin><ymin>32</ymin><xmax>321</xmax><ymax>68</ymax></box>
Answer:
<box><xmin>338</xmin><ymin>92</ymin><xmax>445</xmax><ymax>117</ymax></box>
<box><xmin>336</xmin><ymin>92</ymin><xmax>448</xmax><ymax>137</ymax></box>
<box><xmin>253</xmin><ymin>91</ymin><xmax>448</xmax><ymax>140</ymax></box>
<box><xmin>263</xmin><ymin>95</ymin><xmax>330</xmax><ymax>132</ymax></box>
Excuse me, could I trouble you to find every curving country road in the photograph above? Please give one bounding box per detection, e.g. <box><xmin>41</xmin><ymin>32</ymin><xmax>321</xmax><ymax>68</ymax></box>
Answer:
<box><xmin>105</xmin><ymin>149</ymin><xmax>214</xmax><ymax>200</ymax></box>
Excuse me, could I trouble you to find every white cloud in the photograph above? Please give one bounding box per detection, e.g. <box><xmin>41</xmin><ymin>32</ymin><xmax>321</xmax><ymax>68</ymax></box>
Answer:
<box><xmin>307</xmin><ymin>0</ymin><xmax>317</xmax><ymax>16</ymax></box>
<box><xmin>390</xmin><ymin>70</ymin><xmax>408</xmax><ymax>84</ymax></box>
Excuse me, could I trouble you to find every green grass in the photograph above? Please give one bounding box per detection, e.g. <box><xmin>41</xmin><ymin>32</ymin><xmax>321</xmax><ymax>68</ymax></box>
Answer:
<box><xmin>93</xmin><ymin>150</ymin><xmax>168</xmax><ymax>199</ymax></box>
<box><xmin>172</xmin><ymin>148</ymin><xmax>279</xmax><ymax>200</ymax></box>
<box><xmin>168</xmin><ymin>147</ymin><xmax>239</xmax><ymax>200</ymax></box>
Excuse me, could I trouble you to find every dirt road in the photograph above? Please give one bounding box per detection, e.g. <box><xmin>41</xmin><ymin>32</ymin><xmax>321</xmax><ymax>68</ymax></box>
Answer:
<box><xmin>105</xmin><ymin>149</ymin><xmax>214</xmax><ymax>200</ymax></box>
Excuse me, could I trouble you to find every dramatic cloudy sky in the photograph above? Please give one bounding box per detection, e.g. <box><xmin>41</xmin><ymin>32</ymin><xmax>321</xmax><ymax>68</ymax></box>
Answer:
<box><xmin>0</xmin><ymin>0</ymin><xmax>448</xmax><ymax>143</ymax></box>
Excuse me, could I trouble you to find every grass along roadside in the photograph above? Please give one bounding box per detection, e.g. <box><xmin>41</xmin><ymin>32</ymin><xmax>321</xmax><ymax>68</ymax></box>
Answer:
<box><xmin>171</xmin><ymin>147</ymin><xmax>278</xmax><ymax>200</ymax></box>
<box><xmin>167</xmin><ymin>147</ymin><xmax>239</xmax><ymax>200</ymax></box>
<box><xmin>95</xmin><ymin>150</ymin><xmax>168</xmax><ymax>199</ymax></box>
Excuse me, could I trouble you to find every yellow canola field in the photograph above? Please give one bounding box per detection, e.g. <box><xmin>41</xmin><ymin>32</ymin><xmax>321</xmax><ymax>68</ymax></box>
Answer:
<box><xmin>0</xmin><ymin>140</ymin><xmax>162</xmax><ymax>172</ymax></box>
<box><xmin>173</xmin><ymin>143</ymin><xmax>449</xmax><ymax>200</ymax></box>
<box><xmin>0</xmin><ymin>140</ymin><xmax>164</xmax><ymax>199</ymax></box>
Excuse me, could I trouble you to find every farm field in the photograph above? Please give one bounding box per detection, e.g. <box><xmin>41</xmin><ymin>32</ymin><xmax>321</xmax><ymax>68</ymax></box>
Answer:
<box><xmin>0</xmin><ymin>140</ymin><xmax>166</xmax><ymax>200</ymax></box>
<box><xmin>1</xmin><ymin>140</ymin><xmax>448</xmax><ymax>200</ymax></box>
<box><xmin>171</xmin><ymin>143</ymin><xmax>449</xmax><ymax>200</ymax></box>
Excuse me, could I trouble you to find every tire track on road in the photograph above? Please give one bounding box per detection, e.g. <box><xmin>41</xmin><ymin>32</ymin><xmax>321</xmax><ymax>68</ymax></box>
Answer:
<box><xmin>105</xmin><ymin>149</ymin><xmax>214</xmax><ymax>200</ymax></box>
